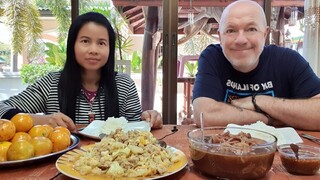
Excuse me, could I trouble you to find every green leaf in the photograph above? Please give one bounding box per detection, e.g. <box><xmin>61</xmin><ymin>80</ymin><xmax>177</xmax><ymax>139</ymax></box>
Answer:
<box><xmin>185</xmin><ymin>61</ymin><xmax>198</xmax><ymax>77</ymax></box>
<box><xmin>20</xmin><ymin>64</ymin><xmax>62</xmax><ymax>85</ymax></box>
<box><xmin>131</xmin><ymin>51</ymin><xmax>142</xmax><ymax>73</ymax></box>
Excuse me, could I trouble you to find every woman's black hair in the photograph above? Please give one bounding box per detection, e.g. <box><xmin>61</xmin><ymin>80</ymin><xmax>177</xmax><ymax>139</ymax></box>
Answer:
<box><xmin>58</xmin><ymin>12</ymin><xmax>117</xmax><ymax>121</ymax></box>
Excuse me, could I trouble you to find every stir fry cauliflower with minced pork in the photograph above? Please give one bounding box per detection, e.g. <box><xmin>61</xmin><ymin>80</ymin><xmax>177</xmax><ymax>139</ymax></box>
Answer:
<box><xmin>73</xmin><ymin>129</ymin><xmax>181</xmax><ymax>178</ymax></box>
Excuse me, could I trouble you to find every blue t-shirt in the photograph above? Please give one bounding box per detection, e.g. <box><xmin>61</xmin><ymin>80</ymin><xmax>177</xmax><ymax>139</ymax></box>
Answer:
<box><xmin>193</xmin><ymin>44</ymin><xmax>320</xmax><ymax>103</ymax></box>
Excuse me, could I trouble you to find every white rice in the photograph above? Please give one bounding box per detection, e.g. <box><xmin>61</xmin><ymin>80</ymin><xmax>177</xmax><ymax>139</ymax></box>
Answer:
<box><xmin>100</xmin><ymin>117</ymin><xmax>128</xmax><ymax>135</ymax></box>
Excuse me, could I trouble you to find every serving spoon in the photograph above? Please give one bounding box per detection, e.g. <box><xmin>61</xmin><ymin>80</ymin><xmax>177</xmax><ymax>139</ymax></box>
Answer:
<box><xmin>200</xmin><ymin>112</ymin><xmax>204</xmax><ymax>142</ymax></box>
<box><xmin>290</xmin><ymin>143</ymin><xmax>299</xmax><ymax>160</ymax></box>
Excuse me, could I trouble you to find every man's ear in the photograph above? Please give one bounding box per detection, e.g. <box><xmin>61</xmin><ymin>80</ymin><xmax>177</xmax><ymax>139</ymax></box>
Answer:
<box><xmin>218</xmin><ymin>30</ymin><xmax>222</xmax><ymax>42</ymax></box>
<box><xmin>264</xmin><ymin>26</ymin><xmax>270</xmax><ymax>39</ymax></box>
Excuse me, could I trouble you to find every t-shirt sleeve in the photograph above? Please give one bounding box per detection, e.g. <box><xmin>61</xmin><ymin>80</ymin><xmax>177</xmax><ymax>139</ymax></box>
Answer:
<box><xmin>287</xmin><ymin>50</ymin><xmax>320</xmax><ymax>98</ymax></box>
<box><xmin>193</xmin><ymin>45</ymin><xmax>225</xmax><ymax>102</ymax></box>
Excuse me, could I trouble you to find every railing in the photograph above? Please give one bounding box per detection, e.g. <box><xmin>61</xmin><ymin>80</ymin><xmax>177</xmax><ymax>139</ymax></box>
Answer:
<box><xmin>115</xmin><ymin>60</ymin><xmax>131</xmax><ymax>76</ymax></box>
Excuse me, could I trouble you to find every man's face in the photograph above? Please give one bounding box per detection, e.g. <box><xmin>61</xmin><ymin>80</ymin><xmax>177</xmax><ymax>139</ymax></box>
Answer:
<box><xmin>218</xmin><ymin>2</ymin><xmax>269</xmax><ymax>73</ymax></box>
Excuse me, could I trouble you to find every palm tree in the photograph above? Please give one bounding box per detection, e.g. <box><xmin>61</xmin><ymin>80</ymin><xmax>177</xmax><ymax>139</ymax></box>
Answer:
<box><xmin>36</xmin><ymin>0</ymin><xmax>71</xmax><ymax>43</ymax></box>
<box><xmin>1</xmin><ymin>0</ymin><xmax>42</xmax><ymax>56</ymax></box>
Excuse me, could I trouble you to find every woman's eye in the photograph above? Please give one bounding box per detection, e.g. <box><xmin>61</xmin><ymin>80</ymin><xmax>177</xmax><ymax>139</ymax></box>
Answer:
<box><xmin>99</xmin><ymin>41</ymin><xmax>107</xmax><ymax>46</ymax></box>
<box><xmin>81</xmin><ymin>39</ymin><xmax>89</xmax><ymax>44</ymax></box>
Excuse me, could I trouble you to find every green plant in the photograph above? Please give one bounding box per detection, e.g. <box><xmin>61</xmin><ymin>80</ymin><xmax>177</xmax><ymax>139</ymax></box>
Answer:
<box><xmin>1</xmin><ymin>0</ymin><xmax>42</xmax><ymax>56</ymax></box>
<box><xmin>20</xmin><ymin>64</ymin><xmax>62</xmax><ymax>84</ymax></box>
<box><xmin>44</xmin><ymin>42</ymin><xmax>66</xmax><ymax>66</ymax></box>
<box><xmin>131</xmin><ymin>50</ymin><xmax>142</xmax><ymax>73</ymax></box>
<box><xmin>185</xmin><ymin>61</ymin><xmax>198</xmax><ymax>77</ymax></box>
<box><xmin>20</xmin><ymin>42</ymin><xmax>66</xmax><ymax>84</ymax></box>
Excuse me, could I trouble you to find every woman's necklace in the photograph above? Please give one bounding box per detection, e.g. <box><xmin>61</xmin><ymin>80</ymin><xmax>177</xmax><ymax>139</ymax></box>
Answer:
<box><xmin>81</xmin><ymin>88</ymin><xmax>97</xmax><ymax>123</ymax></box>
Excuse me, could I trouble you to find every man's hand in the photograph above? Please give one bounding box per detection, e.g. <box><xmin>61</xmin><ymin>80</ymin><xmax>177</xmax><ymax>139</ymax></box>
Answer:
<box><xmin>230</xmin><ymin>96</ymin><xmax>255</xmax><ymax>111</ymax></box>
<box><xmin>141</xmin><ymin>110</ymin><xmax>163</xmax><ymax>129</ymax></box>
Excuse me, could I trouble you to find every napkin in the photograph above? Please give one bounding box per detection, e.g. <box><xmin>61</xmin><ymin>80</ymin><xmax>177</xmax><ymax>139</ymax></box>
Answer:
<box><xmin>227</xmin><ymin>121</ymin><xmax>303</xmax><ymax>146</ymax></box>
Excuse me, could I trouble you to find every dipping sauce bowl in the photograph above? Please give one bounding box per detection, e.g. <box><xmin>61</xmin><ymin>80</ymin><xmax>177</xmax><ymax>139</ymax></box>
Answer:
<box><xmin>278</xmin><ymin>144</ymin><xmax>320</xmax><ymax>175</ymax></box>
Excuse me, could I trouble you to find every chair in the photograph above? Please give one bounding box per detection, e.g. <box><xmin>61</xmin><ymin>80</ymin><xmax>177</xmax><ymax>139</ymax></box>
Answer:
<box><xmin>177</xmin><ymin>55</ymin><xmax>199</xmax><ymax>77</ymax></box>
<box><xmin>115</xmin><ymin>60</ymin><xmax>131</xmax><ymax>76</ymax></box>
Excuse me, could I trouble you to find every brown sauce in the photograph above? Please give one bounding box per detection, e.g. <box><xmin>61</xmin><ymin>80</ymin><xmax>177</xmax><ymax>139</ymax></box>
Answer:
<box><xmin>280</xmin><ymin>151</ymin><xmax>320</xmax><ymax>175</ymax></box>
<box><xmin>189</xmin><ymin>131</ymin><xmax>276</xmax><ymax>179</ymax></box>
<box><xmin>190</xmin><ymin>146</ymin><xmax>275</xmax><ymax>179</ymax></box>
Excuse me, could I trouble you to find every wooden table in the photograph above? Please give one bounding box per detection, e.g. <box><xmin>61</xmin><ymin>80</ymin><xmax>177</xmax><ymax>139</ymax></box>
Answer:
<box><xmin>178</xmin><ymin>77</ymin><xmax>195</xmax><ymax>118</ymax></box>
<box><xmin>1</xmin><ymin>125</ymin><xmax>319</xmax><ymax>180</ymax></box>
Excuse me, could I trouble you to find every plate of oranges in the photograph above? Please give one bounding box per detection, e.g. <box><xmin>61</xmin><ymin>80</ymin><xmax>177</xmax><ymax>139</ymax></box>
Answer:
<box><xmin>0</xmin><ymin>113</ymin><xmax>80</xmax><ymax>167</ymax></box>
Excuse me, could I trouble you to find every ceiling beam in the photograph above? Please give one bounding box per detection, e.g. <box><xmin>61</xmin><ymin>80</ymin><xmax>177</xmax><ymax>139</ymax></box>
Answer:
<box><xmin>131</xmin><ymin>17</ymin><xmax>145</xmax><ymax>29</ymax></box>
<box><xmin>112</xmin><ymin>0</ymin><xmax>304</xmax><ymax>7</ymax></box>
<box><xmin>122</xmin><ymin>6</ymin><xmax>142</xmax><ymax>15</ymax></box>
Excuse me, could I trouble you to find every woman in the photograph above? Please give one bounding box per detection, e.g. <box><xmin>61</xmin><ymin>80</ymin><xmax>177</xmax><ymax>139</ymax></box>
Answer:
<box><xmin>0</xmin><ymin>12</ymin><xmax>162</xmax><ymax>131</ymax></box>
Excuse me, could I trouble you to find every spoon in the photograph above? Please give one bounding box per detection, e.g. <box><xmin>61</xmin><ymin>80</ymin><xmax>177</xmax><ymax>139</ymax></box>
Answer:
<box><xmin>290</xmin><ymin>143</ymin><xmax>299</xmax><ymax>160</ymax></box>
<box><xmin>157</xmin><ymin>140</ymin><xmax>167</xmax><ymax>148</ymax></box>
<box><xmin>200</xmin><ymin>112</ymin><xmax>204</xmax><ymax>142</ymax></box>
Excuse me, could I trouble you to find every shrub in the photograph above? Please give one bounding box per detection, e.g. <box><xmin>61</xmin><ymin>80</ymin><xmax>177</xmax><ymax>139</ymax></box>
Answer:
<box><xmin>20</xmin><ymin>64</ymin><xmax>62</xmax><ymax>85</ymax></box>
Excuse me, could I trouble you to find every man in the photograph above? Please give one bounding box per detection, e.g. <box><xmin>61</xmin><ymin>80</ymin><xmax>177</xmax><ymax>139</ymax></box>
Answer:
<box><xmin>192</xmin><ymin>0</ymin><xmax>320</xmax><ymax>130</ymax></box>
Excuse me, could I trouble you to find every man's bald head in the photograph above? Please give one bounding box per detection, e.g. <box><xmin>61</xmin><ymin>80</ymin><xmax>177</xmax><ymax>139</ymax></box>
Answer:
<box><xmin>219</xmin><ymin>0</ymin><xmax>267</xmax><ymax>32</ymax></box>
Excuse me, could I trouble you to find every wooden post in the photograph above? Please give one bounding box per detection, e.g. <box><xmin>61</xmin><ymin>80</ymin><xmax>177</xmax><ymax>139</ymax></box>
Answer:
<box><xmin>263</xmin><ymin>0</ymin><xmax>271</xmax><ymax>45</ymax></box>
<box><xmin>162</xmin><ymin>0</ymin><xmax>178</xmax><ymax>124</ymax></box>
<box><xmin>141</xmin><ymin>7</ymin><xmax>158</xmax><ymax>111</ymax></box>
<box><xmin>71</xmin><ymin>0</ymin><xmax>79</xmax><ymax>22</ymax></box>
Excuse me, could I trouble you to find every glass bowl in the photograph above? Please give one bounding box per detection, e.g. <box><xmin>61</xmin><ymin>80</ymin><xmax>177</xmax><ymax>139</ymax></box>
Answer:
<box><xmin>278</xmin><ymin>143</ymin><xmax>320</xmax><ymax>175</ymax></box>
<box><xmin>187</xmin><ymin>127</ymin><xmax>277</xmax><ymax>179</ymax></box>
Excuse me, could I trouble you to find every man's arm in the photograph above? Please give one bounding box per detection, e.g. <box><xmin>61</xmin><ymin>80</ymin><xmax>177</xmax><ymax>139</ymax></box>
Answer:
<box><xmin>192</xmin><ymin>97</ymin><xmax>269</xmax><ymax>127</ymax></box>
<box><xmin>230</xmin><ymin>94</ymin><xmax>320</xmax><ymax>131</ymax></box>
<box><xmin>249</xmin><ymin>94</ymin><xmax>320</xmax><ymax>131</ymax></box>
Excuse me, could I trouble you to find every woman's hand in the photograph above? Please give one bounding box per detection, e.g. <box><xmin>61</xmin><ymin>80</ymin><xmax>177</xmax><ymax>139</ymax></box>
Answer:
<box><xmin>30</xmin><ymin>112</ymin><xmax>76</xmax><ymax>132</ymax></box>
<box><xmin>141</xmin><ymin>110</ymin><xmax>163</xmax><ymax>129</ymax></box>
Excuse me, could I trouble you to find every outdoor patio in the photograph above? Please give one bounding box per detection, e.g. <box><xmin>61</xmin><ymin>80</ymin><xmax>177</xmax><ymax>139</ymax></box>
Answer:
<box><xmin>0</xmin><ymin>71</ymin><xmax>190</xmax><ymax>125</ymax></box>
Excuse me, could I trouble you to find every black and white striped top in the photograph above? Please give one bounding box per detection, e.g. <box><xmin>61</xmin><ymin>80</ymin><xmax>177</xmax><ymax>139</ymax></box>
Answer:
<box><xmin>0</xmin><ymin>72</ymin><xmax>142</xmax><ymax>124</ymax></box>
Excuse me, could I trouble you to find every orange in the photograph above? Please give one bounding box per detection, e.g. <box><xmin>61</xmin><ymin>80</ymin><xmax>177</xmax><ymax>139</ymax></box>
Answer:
<box><xmin>0</xmin><ymin>119</ymin><xmax>16</xmax><ymax>141</ymax></box>
<box><xmin>49</xmin><ymin>130</ymin><xmax>70</xmax><ymax>152</ymax></box>
<box><xmin>28</xmin><ymin>125</ymin><xmax>49</xmax><ymax>138</ymax></box>
<box><xmin>0</xmin><ymin>141</ymin><xmax>12</xmax><ymax>162</ymax></box>
<box><xmin>11</xmin><ymin>113</ymin><xmax>34</xmax><ymax>132</ymax></box>
<box><xmin>53</xmin><ymin>126</ymin><xmax>71</xmax><ymax>136</ymax></box>
<box><xmin>43</xmin><ymin>124</ymin><xmax>54</xmax><ymax>136</ymax></box>
<box><xmin>7</xmin><ymin>140</ymin><xmax>35</xmax><ymax>161</ymax></box>
<box><xmin>11</xmin><ymin>132</ymin><xmax>32</xmax><ymax>143</ymax></box>
<box><xmin>30</xmin><ymin>137</ymin><xmax>53</xmax><ymax>156</ymax></box>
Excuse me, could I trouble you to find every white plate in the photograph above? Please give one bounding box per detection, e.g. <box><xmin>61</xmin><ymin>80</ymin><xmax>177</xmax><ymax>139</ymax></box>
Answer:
<box><xmin>56</xmin><ymin>146</ymin><xmax>188</xmax><ymax>180</ymax></box>
<box><xmin>79</xmin><ymin>120</ymin><xmax>151</xmax><ymax>140</ymax></box>
<box><xmin>227</xmin><ymin>122</ymin><xmax>303</xmax><ymax>146</ymax></box>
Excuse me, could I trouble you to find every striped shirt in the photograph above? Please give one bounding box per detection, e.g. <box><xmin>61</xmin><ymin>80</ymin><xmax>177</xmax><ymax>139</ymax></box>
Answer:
<box><xmin>0</xmin><ymin>72</ymin><xmax>142</xmax><ymax>124</ymax></box>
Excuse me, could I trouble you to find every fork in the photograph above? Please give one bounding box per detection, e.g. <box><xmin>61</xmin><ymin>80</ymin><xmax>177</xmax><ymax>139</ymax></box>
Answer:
<box><xmin>300</xmin><ymin>133</ymin><xmax>320</xmax><ymax>145</ymax></box>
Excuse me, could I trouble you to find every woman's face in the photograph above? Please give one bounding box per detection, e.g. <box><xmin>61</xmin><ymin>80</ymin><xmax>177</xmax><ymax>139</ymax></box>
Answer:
<box><xmin>74</xmin><ymin>22</ymin><xmax>110</xmax><ymax>72</ymax></box>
